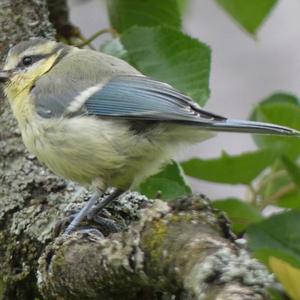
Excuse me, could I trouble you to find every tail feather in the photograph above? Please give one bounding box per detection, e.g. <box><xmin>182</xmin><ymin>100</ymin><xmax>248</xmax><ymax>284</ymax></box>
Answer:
<box><xmin>195</xmin><ymin>119</ymin><xmax>300</xmax><ymax>136</ymax></box>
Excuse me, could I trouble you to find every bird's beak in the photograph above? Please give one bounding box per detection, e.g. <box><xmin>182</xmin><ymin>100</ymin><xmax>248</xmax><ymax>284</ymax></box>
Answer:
<box><xmin>0</xmin><ymin>70</ymin><xmax>11</xmax><ymax>83</ymax></box>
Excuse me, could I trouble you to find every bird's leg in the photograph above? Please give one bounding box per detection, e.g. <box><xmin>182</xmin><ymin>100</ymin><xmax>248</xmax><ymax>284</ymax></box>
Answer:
<box><xmin>87</xmin><ymin>189</ymin><xmax>124</xmax><ymax>226</ymax></box>
<box><xmin>64</xmin><ymin>189</ymin><xmax>102</xmax><ymax>235</ymax></box>
<box><xmin>87</xmin><ymin>188</ymin><xmax>124</xmax><ymax>219</ymax></box>
<box><xmin>85</xmin><ymin>188</ymin><xmax>125</xmax><ymax>234</ymax></box>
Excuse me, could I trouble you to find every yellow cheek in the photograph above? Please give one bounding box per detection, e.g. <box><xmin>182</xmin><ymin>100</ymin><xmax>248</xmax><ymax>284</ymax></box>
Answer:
<box><xmin>4</xmin><ymin>75</ymin><xmax>28</xmax><ymax>101</ymax></box>
<box><xmin>5</xmin><ymin>54</ymin><xmax>58</xmax><ymax>100</ymax></box>
<box><xmin>9</xmin><ymin>89</ymin><xmax>34</xmax><ymax>125</ymax></box>
<box><xmin>5</xmin><ymin>51</ymin><xmax>59</xmax><ymax>93</ymax></box>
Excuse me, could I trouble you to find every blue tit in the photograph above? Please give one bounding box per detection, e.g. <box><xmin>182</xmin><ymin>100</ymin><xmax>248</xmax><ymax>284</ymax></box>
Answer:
<box><xmin>0</xmin><ymin>38</ymin><xmax>298</xmax><ymax>234</ymax></box>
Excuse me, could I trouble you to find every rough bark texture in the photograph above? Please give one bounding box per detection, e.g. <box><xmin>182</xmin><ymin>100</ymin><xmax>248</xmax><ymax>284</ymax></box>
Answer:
<box><xmin>0</xmin><ymin>0</ymin><xmax>55</xmax><ymax>299</ymax></box>
<box><xmin>0</xmin><ymin>1</ymin><xmax>273</xmax><ymax>299</ymax></box>
<box><xmin>37</xmin><ymin>196</ymin><xmax>273</xmax><ymax>300</ymax></box>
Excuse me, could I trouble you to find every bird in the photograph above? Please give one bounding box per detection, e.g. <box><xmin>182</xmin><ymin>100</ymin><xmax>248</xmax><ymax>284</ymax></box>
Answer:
<box><xmin>0</xmin><ymin>38</ymin><xmax>299</xmax><ymax>234</ymax></box>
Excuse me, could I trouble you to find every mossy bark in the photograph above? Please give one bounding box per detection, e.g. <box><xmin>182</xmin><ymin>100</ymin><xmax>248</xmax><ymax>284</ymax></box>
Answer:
<box><xmin>0</xmin><ymin>1</ymin><xmax>272</xmax><ymax>299</ymax></box>
<box><xmin>37</xmin><ymin>196</ymin><xmax>272</xmax><ymax>300</ymax></box>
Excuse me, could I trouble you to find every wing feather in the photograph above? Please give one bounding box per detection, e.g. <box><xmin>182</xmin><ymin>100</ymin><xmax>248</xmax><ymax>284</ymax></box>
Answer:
<box><xmin>84</xmin><ymin>75</ymin><xmax>226</xmax><ymax>123</ymax></box>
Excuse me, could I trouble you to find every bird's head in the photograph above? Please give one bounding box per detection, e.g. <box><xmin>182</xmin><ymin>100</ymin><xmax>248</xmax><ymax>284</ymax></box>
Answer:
<box><xmin>0</xmin><ymin>38</ymin><xmax>69</xmax><ymax>99</ymax></box>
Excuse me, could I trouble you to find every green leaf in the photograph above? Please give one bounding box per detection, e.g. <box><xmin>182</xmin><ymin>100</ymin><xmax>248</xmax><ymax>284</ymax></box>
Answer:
<box><xmin>257</xmin><ymin>168</ymin><xmax>298</xmax><ymax>208</ymax></box>
<box><xmin>247</xmin><ymin>210</ymin><xmax>300</xmax><ymax>268</ymax></box>
<box><xmin>277</xmin><ymin>191</ymin><xmax>300</xmax><ymax>209</ymax></box>
<box><xmin>268</xmin><ymin>287</ymin><xmax>286</xmax><ymax>300</ymax></box>
<box><xmin>107</xmin><ymin>0</ymin><xmax>181</xmax><ymax>33</ymax></box>
<box><xmin>121</xmin><ymin>26</ymin><xmax>211</xmax><ymax>105</ymax></box>
<box><xmin>255</xmin><ymin>163</ymin><xmax>300</xmax><ymax>209</ymax></box>
<box><xmin>215</xmin><ymin>0</ymin><xmax>278</xmax><ymax>35</ymax></box>
<box><xmin>250</xmin><ymin>93</ymin><xmax>300</xmax><ymax>121</ymax></box>
<box><xmin>177</xmin><ymin>0</ymin><xmax>188</xmax><ymax>13</ymax></box>
<box><xmin>181</xmin><ymin>148</ymin><xmax>280</xmax><ymax>184</ymax></box>
<box><xmin>0</xmin><ymin>279</ymin><xmax>4</xmax><ymax>299</ymax></box>
<box><xmin>272</xmin><ymin>160</ymin><xmax>300</xmax><ymax>209</ymax></box>
<box><xmin>251</xmin><ymin>93</ymin><xmax>299</xmax><ymax>107</ymax></box>
<box><xmin>100</xmin><ymin>38</ymin><xmax>129</xmax><ymax>61</ymax></box>
<box><xmin>281</xmin><ymin>157</ymin><xmax>300</xmax><ymax>188</ymax></box>
<box><xmin>138</xmin><ymin>160</ymin><xmax>192</xmax><ymax>201</ymax></box>
<box><xmin>269</xmin><ymin>257</ymin><xmax>300</xmax><ymax>300</ymax></box>
<box><xmin>213</xmin><ymin>198</ymin><xmax>263</xmax><ymax>234</ymax></box>
<box><xmin>250</xmin><ymin>93</ymin><xmax>300</xmax><ymax>160</ymax></box>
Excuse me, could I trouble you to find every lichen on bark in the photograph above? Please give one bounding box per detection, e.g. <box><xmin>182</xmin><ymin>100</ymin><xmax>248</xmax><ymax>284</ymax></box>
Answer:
<box><xmin>0</xmin><ymin>0</ymin><xmax>54</xmax><ymax>53</ymax></box>
<box><xmin>37</xmin><ymin>196</ymin><xmax>272</xmax><ymax>300</ymax></box>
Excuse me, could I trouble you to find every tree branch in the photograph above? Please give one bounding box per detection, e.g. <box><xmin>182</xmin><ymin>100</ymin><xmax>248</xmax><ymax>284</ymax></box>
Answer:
<box><xmin>46</xmin><ymin>0</ymin><xmax>81</xmax><ymax>42</ymax></box>
<box><xmin>37</xmin><ymin>195</ymin><xmax>272</xmax><ymax>300</ymax></box>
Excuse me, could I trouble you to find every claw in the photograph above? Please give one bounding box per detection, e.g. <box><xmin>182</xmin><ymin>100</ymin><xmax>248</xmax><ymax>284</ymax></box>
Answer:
<box><xmin>77</xmin><ymin>228</ymin><xmax>104</xmax><ymax>238</ymax></box>
<box><xmin>55</xmin><ymin>188</ymin><xmax>125</xmax><ymax>236</ymax></box>
<box><xmin>54</xmin><ymin>214</ymin><xmax>76</xmax><ymax>237</ymax></box>
<box><xmin>64</xmin><ymin>191</ymin><xmax>101</xmax><ymax>235</ymax></box>
<box><xmin>89</xmin><ymin>215</ymin><xmax>120</xmax><ymax>233</ymax></box>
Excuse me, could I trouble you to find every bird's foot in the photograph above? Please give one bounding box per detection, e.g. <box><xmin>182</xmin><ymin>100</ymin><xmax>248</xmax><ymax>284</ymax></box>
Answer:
<box><xmin>85</xmin><ymin>188</ymin><xmax>124</xmax><ymax>233</ymax></box>
<box><xmin>75</xmin><ymin>227</ymin><xmax>104</xmax><ymax>238</ymax></box>
<box><xmin>87</xmin><ymin>188</ymin><xmax>124</xmax><ymax>218</ymax></box>
<box><xmin>87</xmin><ymin>214</ymin><xmax>120</xmax><ymax>234</ymax></box>
<box><xmin>54</xmin><ymin>189</ymin><xmax>124</xmax><ymax>236</ymax></box>
<box><xmin>54</xmin><ymin>198</ymin><xmax>121</xmax><ymax>236</ymax></box>
<box><xmin>60</xmin><ymin>190</ymin><xmax>101</xmax><ymax>235</ymax></box>
<box><xmin>54</xmin><ymin>213</ymin><xmax>76</xmax><ymax>237</ymax></box>
<box><xmin>54</xmin><ymin>211</ymin><xmax>120</xmax><ymax>237</ymax></box>
<box><xmin>54</xmin><ymin>212</ymin><xmax>107</xmax><ymax>237</ymax></box>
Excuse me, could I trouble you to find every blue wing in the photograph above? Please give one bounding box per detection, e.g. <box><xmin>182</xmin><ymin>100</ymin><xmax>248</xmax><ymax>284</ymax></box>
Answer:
<box><xmin>83</xmin><ymin>75</ymin><xmax>225</xmax><ymax>123</ymax></box>
<box><xmin>83</xmin><ymin>75</ymin><xmax>299</xmax><ymax>135</ymax></box>
<box><xmin>33</xmin><ymin>74</ymin><xmax>298</xmax><ymax>136</ymax></box>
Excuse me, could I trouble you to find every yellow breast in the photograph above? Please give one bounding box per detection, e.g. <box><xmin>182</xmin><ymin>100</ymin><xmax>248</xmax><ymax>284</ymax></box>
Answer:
<box><xmin>6</xmin><ymin>87</ymin><xmax>34</xmax><ymax>128</ymax></box>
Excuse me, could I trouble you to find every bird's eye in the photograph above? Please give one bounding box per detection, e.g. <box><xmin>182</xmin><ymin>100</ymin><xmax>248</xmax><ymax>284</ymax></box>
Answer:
<box><xmin>22</xmin><ymin>56</ymin><xmax>33</xmax><ymax>66</ymax></box>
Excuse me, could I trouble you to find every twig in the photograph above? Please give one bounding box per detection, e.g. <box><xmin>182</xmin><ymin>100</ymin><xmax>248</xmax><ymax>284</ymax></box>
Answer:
<box><xmin>257</xmin><ymin>170</ymin><xmax>287</xmax><ymax>194</ymax></box>
<box><xmin>259</xmin><ymin>182</ymin><xmax>296</xmax><ymax>209</ymax></box>
<box><xmin>247</xmin><ymin>183</ymin><xmax>258</xmax><ymax>206</ymax></box>
<box><xmin>77</xmin><ymin>28</ymin><xmax>117</xmax><ymax>48</ymax></box>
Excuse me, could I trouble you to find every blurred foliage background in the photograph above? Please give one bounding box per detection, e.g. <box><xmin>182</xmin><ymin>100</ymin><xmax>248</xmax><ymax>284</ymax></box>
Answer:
<box><xmin>65</xmin><ymin>1</ymin><xmax>300</xmax><ymax>299</ymax></box>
